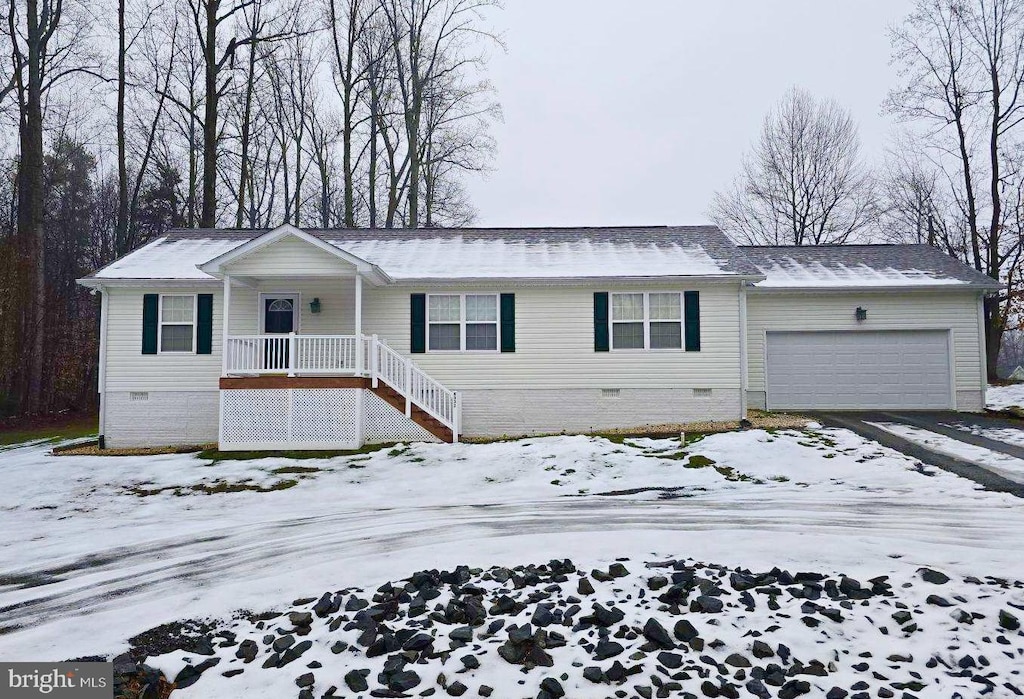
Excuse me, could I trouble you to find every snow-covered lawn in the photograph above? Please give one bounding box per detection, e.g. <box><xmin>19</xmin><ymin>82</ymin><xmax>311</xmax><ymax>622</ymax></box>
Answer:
<box><xmin>1</xmin><ymin>427</ymin><xmax>1023</xmax><ymax>697</ymax></box>
<box><xmin>987</xmin><ymin>382</ymin><xmax>1024</xmax><ymax>410</ymax></box>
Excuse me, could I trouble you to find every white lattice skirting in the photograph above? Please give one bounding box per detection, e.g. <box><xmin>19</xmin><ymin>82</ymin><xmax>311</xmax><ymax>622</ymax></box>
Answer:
<box><xmin>363</xmin><ymin>391</ymin><xmax>439</xmax><ymax>444</ymax></box>
<box><xmin>219</xmin><ymin>388</ymin><xmax>438</xmax><ymax>451</ymax></box>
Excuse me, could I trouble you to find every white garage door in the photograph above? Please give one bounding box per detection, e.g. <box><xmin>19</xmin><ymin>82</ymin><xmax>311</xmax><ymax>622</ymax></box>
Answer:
<box><xmin>766</xmin><ymin>330</ymin><xmax>952</xmax><ymax>410</ymax></box>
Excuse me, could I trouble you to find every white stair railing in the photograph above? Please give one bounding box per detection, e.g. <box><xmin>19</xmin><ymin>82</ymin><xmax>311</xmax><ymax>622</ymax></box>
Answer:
<box><xmin>370</xmin><ymin>336</ymin><xmax>460</xmax><ymax>442</ymax></box>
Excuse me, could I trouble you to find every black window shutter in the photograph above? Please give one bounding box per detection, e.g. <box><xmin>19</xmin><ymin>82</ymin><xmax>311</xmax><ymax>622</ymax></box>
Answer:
<box><xmin>500</xmin><ymin>293</ymin><xmax>515</xmax><ymax>352</ymax></box>
<box><xmin>196</xmin><ymin>294</ymin><xmax>214</xmax><ymax>354</ymax></box>
<box><xmin>684</xmin><ymin>290</ymin><xmax>701</xmax><ymax>352</ymax></box>
<box><xmin>594</xmin><ymin>292</ymin><xmax>609</xmax><ymax>352</ymax></box>
<box><xmin>410</xmin><ymin>294</ymin><xmax>427</xmax><ymax>353</ymax></box>
<box><xmin>142</xmin><ymin>294</ymin><xmax>159</xmax><ymax>354</ymax></box>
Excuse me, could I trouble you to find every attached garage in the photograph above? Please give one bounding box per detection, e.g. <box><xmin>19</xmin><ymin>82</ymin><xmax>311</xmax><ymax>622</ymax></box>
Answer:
<box><xmin>741</xmin><ymin>245</ymin><xmax>1001</xmax><ymax>414</ymax></box>
<box><xmin>764</xmin><ymin>330</ymin><xmax>952</xmax><ymax>410</ymax></box>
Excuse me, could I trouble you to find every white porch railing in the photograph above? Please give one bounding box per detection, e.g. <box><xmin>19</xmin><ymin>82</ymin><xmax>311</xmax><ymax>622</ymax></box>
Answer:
<box><xmin>225</xmin><ymin>333</ymin><xmax>460</xmax><ymax>441</ymax></box>
<box><xmin>226</xmin><ymin>334</ymin><xmax>362</xmax><ymax>375</ymax></box>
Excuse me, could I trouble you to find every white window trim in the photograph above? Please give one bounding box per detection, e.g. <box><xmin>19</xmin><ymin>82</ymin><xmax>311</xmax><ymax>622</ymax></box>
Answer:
<box><xmin>609</xmin><ymin>291</ymin><xmax>684</xmax><ymax>352</ymax></box>
<box><xmin>157</xmin><ymin>293</ymin><xmax>198</xmax><ymax>355</ymax></box>
<box><xmin>258</xmin><ymin>292</ymin><xmax>302</xmax><ymax>335</ymax></box>
<box><xmin>426</xmin><ymin>293</ymin><xmax>500</xmax><ymax>353</ymax></box>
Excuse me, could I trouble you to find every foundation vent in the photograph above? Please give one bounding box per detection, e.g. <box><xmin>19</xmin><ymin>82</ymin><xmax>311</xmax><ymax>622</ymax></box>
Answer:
<box><xmin>601</xmin><ymin>389</ymin><xmax>621</xmax><ymax>398</ymax></box>
<box><xmin>129</xmin><ymin>391</ymin><xmax>149</xmax><ymax>402</ymax></box>
<box><xmin>692</xmin><ymin>388</ymin><xmax>712</xmax><ymax>398</ymax></box>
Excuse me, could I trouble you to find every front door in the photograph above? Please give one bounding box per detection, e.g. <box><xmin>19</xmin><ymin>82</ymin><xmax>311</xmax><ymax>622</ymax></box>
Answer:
<box><xmin>263</xmin><ymin>296</ymin><xmax>296</xmax><ymax>370</ymax></box>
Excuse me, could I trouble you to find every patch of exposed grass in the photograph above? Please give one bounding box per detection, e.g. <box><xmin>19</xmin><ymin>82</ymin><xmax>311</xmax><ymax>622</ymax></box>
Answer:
<box><xmin>684</xmin><ymin>454</ymin><xmax>716</xmax><ymax>469</ymax></box>
<box><xmin>0</xmin><ymin>415</ymin><xmax>98</xmax><ymax>447</ymax></box>
<box><xmin>127</xmin><ymin>478</ymin><xmax>301</xmax><ymax>497</ymax></box>
<box><xmin>271</xmin><ymin>465</ymin><xmax>323</xmax><ymax>475</ymax></box>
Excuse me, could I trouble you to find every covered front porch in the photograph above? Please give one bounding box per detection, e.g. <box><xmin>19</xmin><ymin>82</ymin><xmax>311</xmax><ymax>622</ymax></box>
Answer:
<box><xmin>201</xmin><ymin>225</ymin><xmax>460</xmax><ymax>448</ymax></box>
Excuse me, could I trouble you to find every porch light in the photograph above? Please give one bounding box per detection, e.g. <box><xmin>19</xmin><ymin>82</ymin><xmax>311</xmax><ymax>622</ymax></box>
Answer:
<box><xmin>855</xmin><ymin>307</ymin><xmax>867</xmax><ymax>321</ymax></box>
<box><xmin>310</xmin><ymin>297</ymin><xmax>322</xmax><ymax>314</ymax></box>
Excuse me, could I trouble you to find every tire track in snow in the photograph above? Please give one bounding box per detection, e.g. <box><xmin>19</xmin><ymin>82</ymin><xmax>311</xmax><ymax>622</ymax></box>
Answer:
<box><xmin>0</xmin><ymin>492</ymin><xmax>1018</xmax><ymax>634</ymax></box>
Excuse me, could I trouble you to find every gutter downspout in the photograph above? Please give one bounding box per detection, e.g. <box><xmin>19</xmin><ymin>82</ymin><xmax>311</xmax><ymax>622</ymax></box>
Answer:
<box><xmin>739</xmin><ymin>281</ymin><xmax>749</xmax><ymax>419</ymax></box>
<box><xmin>978</xmin><ymin>292</ymin><xmax>988</xmax><ymax>410</ymax></box>
<box><xmin>97</xmin><ymin>284</ymin><xmax>109</xmax><ymax>448</ymax></box>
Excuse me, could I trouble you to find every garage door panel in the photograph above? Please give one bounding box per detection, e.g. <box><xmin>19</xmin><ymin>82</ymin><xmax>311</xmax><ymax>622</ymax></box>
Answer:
<box><xmin>766</xmin><ymin>330</ymin><xmax>951</xmax><ymax>410</ymax></box>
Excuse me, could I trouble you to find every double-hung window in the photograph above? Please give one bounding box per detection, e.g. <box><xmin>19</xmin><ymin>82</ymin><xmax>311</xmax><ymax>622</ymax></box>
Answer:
<box><xmin>159</xmin><ymin>294</ymin><xmax>196</xmax><ymax>353</ymax></box>
<box><xmin>428</xmin><ymin>294</ymin><xmax>498</xmax><ymax>351</ymax></box>
<box><xmin>610</xmin><ymin>292</ymin><xmax>682</xmax><ymax>350</ymax></box>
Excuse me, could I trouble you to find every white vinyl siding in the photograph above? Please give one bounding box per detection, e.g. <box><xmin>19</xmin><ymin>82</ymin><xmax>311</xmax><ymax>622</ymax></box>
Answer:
<box><xmin>228</xmin><ymin>281</ymin><xmax>357</xmax><ymax>336</ymax></box>
<box><xmin>745</xmin><ymin>290</ymin><xmax>985</xmax><ymax>409</ymax></box>
<box><xmin>104</xmin><ymin>280</ymin><xmax>741</xmax><ymax>401</ymax></box>
<box><xmin>223</xmin><ymin>234</ymin><xmax>358</xmax><ymax>276</ymax></box>
<box><xmin>104</xmin><ymin>286</ymin><xmax>222</xmax><ymax>392</ymax></box>
<box><xmin>361</xmin><ymin>282</ymin><xmax>742</xmax><ymax>390</ymax></box>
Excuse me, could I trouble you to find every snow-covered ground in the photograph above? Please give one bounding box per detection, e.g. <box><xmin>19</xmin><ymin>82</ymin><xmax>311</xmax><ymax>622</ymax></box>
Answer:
<box><xmin>1</xmin><ymin>427</ymin><xmax>1023</xmax><ymax>697</ymax></box>
<box><xmin>987</xmin><ymin>382</ymin><xmax>1024</xmax><ymax>410</ymax></box>
<box><xmin>947</xmin><ymin>421</ymin><xmax>1024</xmax><ymax>449</ymax></box>
<box><xmin>869</xmin><ymin>421</ymin><xmax>1024</xmax><ymax>485</ymax></box>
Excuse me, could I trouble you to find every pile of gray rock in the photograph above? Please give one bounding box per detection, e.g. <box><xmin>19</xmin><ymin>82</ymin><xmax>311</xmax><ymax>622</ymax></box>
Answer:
<box><xmin>108</xmin><ymin>558</ymin><xmax>1024</xmax><ymax>698</ymax></box>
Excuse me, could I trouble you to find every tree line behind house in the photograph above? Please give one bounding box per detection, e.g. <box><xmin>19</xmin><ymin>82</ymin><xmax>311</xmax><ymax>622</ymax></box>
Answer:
<box><xmin>3</xmin><ymin>0</ymin><xmax>1024</xmax><ymax>419</ymax></box>
<box><xmin>0</xmin><ymin>0</ymin><xmax>502</xmax><ymax>416</ymax></box>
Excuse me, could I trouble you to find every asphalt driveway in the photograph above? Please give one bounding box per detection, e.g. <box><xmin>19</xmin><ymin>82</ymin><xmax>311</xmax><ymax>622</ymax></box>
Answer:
<box><xmin>815</xmin><ymin>410</ymin><xmax>1024</xmax><ymax>497</ymax></box>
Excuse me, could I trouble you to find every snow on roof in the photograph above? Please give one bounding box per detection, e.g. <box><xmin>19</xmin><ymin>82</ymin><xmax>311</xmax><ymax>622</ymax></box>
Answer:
<box><xmin>93</xmin><ymin>237</ymin><xmax>246</xmax><ymax>279</ymax></box>
<box><xmin>85</xmin><ymin>229</ymin><xmax>1000</xmax><ymax>289</ymax></box>
<box><xmin>743</xmin><ymin>245</ymin><xmax>1002</xmax><ymax>290</ymax></box>
<box><xmin>330</xmin><ymin>236</ymin><xmax>726</xmax><ymax>279</ymax></box>
<box><xmin>87</xmin><ymin>226</ymin><xmax>761</xmax><ymax>281</ymax></box>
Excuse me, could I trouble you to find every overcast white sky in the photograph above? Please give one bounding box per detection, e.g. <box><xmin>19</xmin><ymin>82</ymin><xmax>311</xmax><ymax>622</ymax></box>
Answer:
<box><xmin>466</xmin><ymin>0</ymin><xmax>915</xmax><ymax>227</ymax></box>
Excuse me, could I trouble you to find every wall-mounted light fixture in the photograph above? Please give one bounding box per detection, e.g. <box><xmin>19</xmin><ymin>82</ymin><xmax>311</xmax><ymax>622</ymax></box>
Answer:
<box><xmin>310</xmin><ymin>297</ymin><xmax>322</xmax><ymax>314</ymax></box>
<box><xmin>855</xmin><ymin>307</ymin><xmax>867</xmax><ymax>321</ymax></box>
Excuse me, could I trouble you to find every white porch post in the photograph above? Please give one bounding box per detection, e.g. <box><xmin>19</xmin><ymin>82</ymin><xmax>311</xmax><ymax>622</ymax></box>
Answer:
<box><xmin>354</xmin><ymin>273</ymin><xmax>363</xmax><ymax>375</ymax></box>
<box><xmin>738</xmin><ymin>280</ymin><xmax>748</xmax><ymax>420</ymax></box>
<box><xmin>222</xmin><ymin>275</ymin><xmax>231</xmax><ymax>376</ymax></box>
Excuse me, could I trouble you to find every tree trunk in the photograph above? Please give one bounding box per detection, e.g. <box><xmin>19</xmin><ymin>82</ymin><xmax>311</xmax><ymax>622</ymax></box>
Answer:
<box><xmin>236</xmin><ymin>37</ymin><xmax>257</xmax><ymax>228</ymax></box>
<box><xmin>201</xmin><ymin>0</ymin><xmax>219</xmax><ymax>227</ymax></box>
<box><xmin>18</xmin><ymin>0</ymin><xmax>46</xmax><ymax>414</ymax></box>
<box><xmin>116</xmin><ymin>0</ymin><xmax>129</xmax><ymax>253</ymax></box>
<box><xmin>986</xmin><ymin>295</ymin><xmax>1003</xmax><ymax>382</ymax></box>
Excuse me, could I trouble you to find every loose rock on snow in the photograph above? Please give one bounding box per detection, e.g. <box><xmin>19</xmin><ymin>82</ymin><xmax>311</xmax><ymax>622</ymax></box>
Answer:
<box><xmin>110</xmin><ymin>557</ymin><xmax>1024</xmax><ymax>699</ymax></box>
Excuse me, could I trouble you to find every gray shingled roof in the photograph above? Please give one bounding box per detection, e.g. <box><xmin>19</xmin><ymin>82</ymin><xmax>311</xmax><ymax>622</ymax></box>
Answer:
<box><xmin>742</xmin><ymin>244</ymin><xmax>1002</xmax><ymax>289</ymax></box>
<box><xmin>85</xmin><ymin>225</ymin><xmax>767</xmax><ymax>281</ymax></box>
<box><xmin>160</xmin><ymin>225</ymin><xmax>764</xmax><ymax>278</ymax></box>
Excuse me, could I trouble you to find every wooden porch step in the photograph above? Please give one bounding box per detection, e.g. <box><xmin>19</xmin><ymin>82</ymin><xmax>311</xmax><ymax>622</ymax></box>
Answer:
<box><xmin>370</xmin><ymin>380</ymin><xmax>454</xmax><ymax>443</ymax></box>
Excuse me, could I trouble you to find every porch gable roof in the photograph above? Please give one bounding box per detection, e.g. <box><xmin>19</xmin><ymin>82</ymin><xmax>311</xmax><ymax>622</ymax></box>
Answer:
<box><xmin>197</xmin><ymin>224</ymin><xmax>392</xmax><ymax>283</ymax></box>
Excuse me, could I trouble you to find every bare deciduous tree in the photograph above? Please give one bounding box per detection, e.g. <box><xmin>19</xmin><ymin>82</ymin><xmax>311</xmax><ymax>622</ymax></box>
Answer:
<box><xmin>710</xmin><ymin>87</ymin><xmax>876</xmax><ymax>246</ymax></box>
<box><xmin>888</xmin><ymin>0</ymin><xmax>1024</xmax><ymax>379</ymax></box>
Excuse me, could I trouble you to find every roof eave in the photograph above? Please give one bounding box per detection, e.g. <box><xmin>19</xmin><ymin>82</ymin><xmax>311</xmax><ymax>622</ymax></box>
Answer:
<box><xmin>385</xmin><ymin>273</ymin><xmax>766</xmax><ymax>285</ymax></box>
<box><xmin>76</xmin><ymin>277</ymin><xmax>222</xmax><ymax>288</ymax></box>
<box><xmin>748</xmin><ymin>282</ymin><xmax>1002</xmax><ymax>293</ymax></box>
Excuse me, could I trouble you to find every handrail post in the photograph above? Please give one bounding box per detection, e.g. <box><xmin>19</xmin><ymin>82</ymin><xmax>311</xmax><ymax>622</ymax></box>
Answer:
<box><xmin>405</xmin><ymin>361</ymin><xmax>412</xmax><ymax>417</ymax></box>
<box><xmin>452</xmin><ymin>391</ymin><xmax>460</xmax><ymax>443</ymax></box>
<box><xmin>288</xmin><ymin>331</ymin><xmax>297</xmax><ymax>377</ymax></box>
<box><xmin>371</xmin><ymin>334</ymin><xmax>379</xmax><ymax>388</ymax></box>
